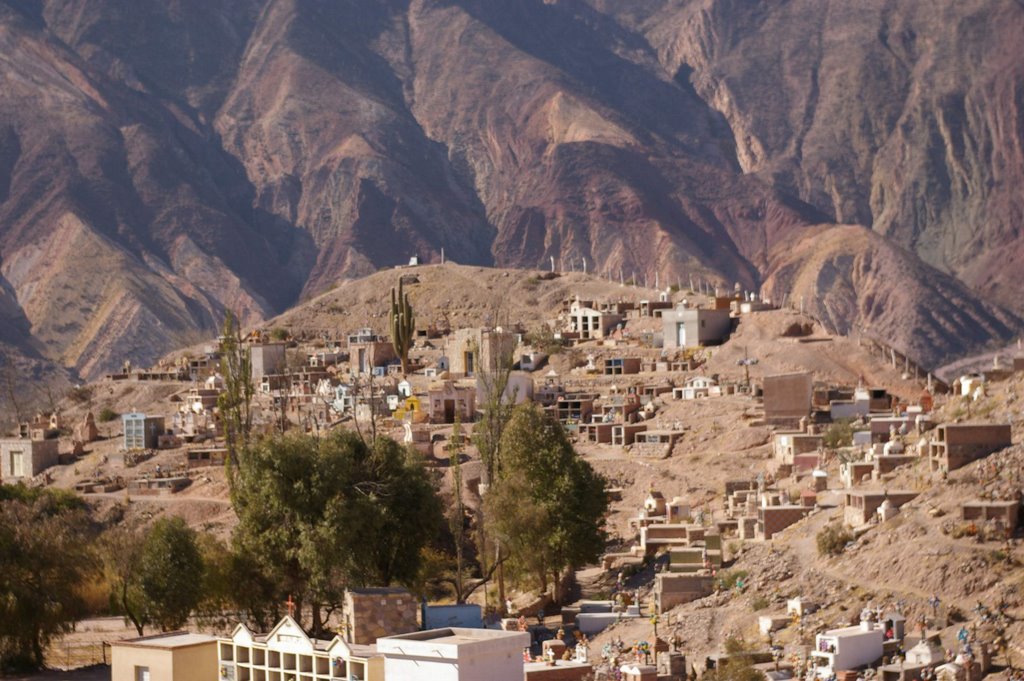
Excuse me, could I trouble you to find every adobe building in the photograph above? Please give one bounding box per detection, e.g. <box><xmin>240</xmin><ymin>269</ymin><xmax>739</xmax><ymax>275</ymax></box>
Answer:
<box><xmin>74</xmin><ymin>412</ymin><xmax>100</xmax><ymax>443</ymax></box>
<box><xmin>427</xmin><ymin>382</ymin><xmax>477</xmax><ymax>424</ymax></box>
<box><xmin>602</xmin><ymin>357</ymin><xmax>642</xmax><ymax>375</ymax></box>
<box><xmin>475</xmin><ymin>371</ymin><xmax>534</xmax><ymax>407</ymax></box>
<box><xmin>111</xmin><ymin>631</ymin><xmax>218</xmax><ymax>681</ymax></box>
<box><xmin>661</xmin><ymin>306</ymin><xmax>732</xmax><ymax>351</ymax></box>
<box><xmin>0</xmin><ymin>437</ymin><xmax>59</xmax><ymax>481</ymax></box>
<box><xmin>447</xmin><ymin>328</ymin><xmax>516</xmax><ymax>377</ymax></box>
<box><xmin>654</xmin><ymin>573</ymin><xmax>716</xmax><ymax>612</ymax></box>
<box><xmin>843</xmin><ymin>490</ymin><xmax>919</xmax><ymax>527</ymax></box>
<box><xmin>249</xmin><ymin>342</ymin><xmax>287</xmax><ymax>381</ymax></box>
<box><xmin>762</xmin><ymin>372</ymin><xmax>813</xmax><ymax>428</ymax></box>
<box><xmin>927</xmin><ymin>423</ymin><xmax>1012</xmax><ymax>472</ymax></box>
<box><xmin>960</xmin><ymin>499</ymin><xmax>1020</xmax><ymax>533</ymax></box>
<box><xmin>524</xmin><ymin>660</ymin><xmax>594</xmax><ymax>681</ymax></box>
<box><xmin>343</xmin><ymin>587</ymin><xmax>419</xmax><ymax>645</ymax></box>
<box><xmin>377</xmin><ymin>627</ymin><xmax>529</xmax><ymax>681</ymax></box>
<box><xmin>349</xmin><ymin>334</ymin><xmax>397</xmax><ymax>375</ymax></box>
<box><xmin>757</xmin><ymin>493</ymin><xmax>812</xmax><ymax>540</ymax></box>
<box><xmin>546</xmin><ymin>393</ymin><xmax>597</xmax><ymax>425</ymax></box>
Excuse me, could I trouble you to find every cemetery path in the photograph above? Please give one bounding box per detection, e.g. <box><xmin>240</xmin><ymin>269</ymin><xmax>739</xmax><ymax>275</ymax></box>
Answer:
<box><xmin>785</xmin><ymin>494</ymin><xmax>979</xmax><ymax>615</ymax></box>
<box><xmin>89</xmin><ymin>491</ymin><xmax>232</xmax><ymax>505</ymax></box>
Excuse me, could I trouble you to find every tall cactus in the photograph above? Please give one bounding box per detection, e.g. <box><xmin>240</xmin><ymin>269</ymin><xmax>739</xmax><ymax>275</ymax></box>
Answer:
<box><xmin>389</xmin><ymin>279</ymin><xmax>415</xmax><ymax>375</ymax></box>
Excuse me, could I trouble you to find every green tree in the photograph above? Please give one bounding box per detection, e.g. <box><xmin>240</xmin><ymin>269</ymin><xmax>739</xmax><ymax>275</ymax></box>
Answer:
<box><xmin>232</xmin><ymin>430</ymin><xmax>443</xmax><ymax>636</ymax></box>
<box><xmin>104</xmin><ymin>517</ymin><xmax>205</xmax><ymax>635</ymax></box>
<box><xmin>448</xmin><ymin>415</ymin><xmax>467</xmax><ymax>600</ymax></box>
<box><xmin>140</xmin><ymin>518</ymin><xmax>204</xmax><ymax>631</ymax></box>
<box><xmin>472</xmin><ymin>341</ymin><xmax>517</xmax><ymax>485</ymax></box>
<box><xmin>0</xmin><ymin>485</ymin><xmax>95</xmax><ymax>671</ymax></box>
<box><xmin>471</xmin><ymin>327</ymin><xmax>518</xmax><ymax>604</ymax></box>
<box><xmin>218</xmin><ymin>310</ymin><xmax>254</xmax><ymax>471</ymax></box>
<box><xmin>484</xmin><ymin>404</ymin><xmax>607</xmax><ymax>602</ymax></box>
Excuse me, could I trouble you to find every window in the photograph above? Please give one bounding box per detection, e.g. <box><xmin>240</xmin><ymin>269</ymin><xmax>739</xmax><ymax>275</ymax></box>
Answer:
<box><xmin>135</xmin><ymin>666</ymin><xmax>150</xmax><ymax>681</ymax></box>
<box><xmin>10</xmin><ymin>450</ymin><xmax>24</xmax><ymax>477</ymax></box>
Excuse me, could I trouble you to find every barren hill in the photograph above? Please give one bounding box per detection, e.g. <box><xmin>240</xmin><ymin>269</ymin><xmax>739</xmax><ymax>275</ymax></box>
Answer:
<box><xmin>1</xmin><ymin>0</ymin><xmax>1022</xmax><ymax>381</ymax></box>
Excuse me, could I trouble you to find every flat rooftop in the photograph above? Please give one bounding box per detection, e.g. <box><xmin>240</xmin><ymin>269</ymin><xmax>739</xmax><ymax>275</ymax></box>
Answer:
<box><xmin>115</xmin><ymin>632</ymin><xmax>216</xmax><ymax>649</ymax></box>
<box><xmin>383</xmin><ymin>627</ymin><xmax>522</xmax><ymax>643</ymax></box>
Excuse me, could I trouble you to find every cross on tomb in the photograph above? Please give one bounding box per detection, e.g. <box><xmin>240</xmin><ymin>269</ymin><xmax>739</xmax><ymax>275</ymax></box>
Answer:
<box><xmin>286</xmin><ymin>594</ymin><xmax>296</xmax><ymax>618</ymax></box>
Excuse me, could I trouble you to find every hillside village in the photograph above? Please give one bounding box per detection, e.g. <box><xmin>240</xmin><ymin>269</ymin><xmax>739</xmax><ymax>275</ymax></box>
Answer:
<box><xmin>2</xmin><ymin>263</ymin><xmax>1023</xmax><ymax>681</ymax></box>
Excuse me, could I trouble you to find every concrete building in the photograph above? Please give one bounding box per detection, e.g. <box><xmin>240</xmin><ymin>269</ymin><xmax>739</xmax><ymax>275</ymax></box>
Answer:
<box><xmin>218</xmin><ymin>616</ymin><xmax>382</xmax><ymax>681</ymax></box>
<box><xmin>673</xmin><ymin>376</ymin><xmax>719</xmax><ymax>400</ymax></box>
<box><xmin>112</xmin><ymin>631</ymin><xmax>218</xmax><ymax>681</ymax></box>
<box><xmin>773</xmin><ymin>429</ymin><xmax>823</xmax><ymax>465</ymax></box>
<box><xmin>123</xmin><ymin>413</ymin><xmax>166</xmax><ymax>450</ymax></box>
<box><xmin>928</xmin><ymin>423</ymin><xmax>1012</xmax><ymax>472</ymax></box>
<box><xmin>566</xmin><ymin>299</ymin><xmax>623</xmax><ymax>341</ymax></box>
<box><xmin>376</xmin><ymin>627</ymin><xmax>529</xmax><ymax>681</ymax></box>
<box><xmin>249</xmin><ymin>342</ymin><xmax>287</xmax><ymax>381</ymax></box>
<box><xmin>661</xmin><ymin>307</ymin><xmax>732</xmax><ymax>351</ymax></box>
<box><xmin>0</xmin><ymin>437</ymin><xmax>59</xmax><ymax>481</ymax></box>
<box><xmin>811</xmin><ymin>620</ymin><xmax>884</xmax><ymax>679</ymax></box>
<box><xmin>762</xmin><ymin>372</ymin><xmax>813</xmax><ymax>427</ymax></box>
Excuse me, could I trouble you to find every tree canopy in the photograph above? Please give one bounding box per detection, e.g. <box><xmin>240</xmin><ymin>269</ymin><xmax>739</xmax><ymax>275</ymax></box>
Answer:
<box><xmin>484</xmin><ymin>404</ymin><xmax>607</xmax><ymax>600</ymax></box>
<box><xmin>103</xmin><ymin>516</ymin><xmax>205</xmax><ymax>636</ymax></box>
<box><xmin>231</xmin><ymin>429</ymin><xmax>443</xmax><ymax>634</ymax></box>
<box><xmin>0</xmin><ymin>485</ymin><xmax>94</xmax><ymax>672</ymax></box>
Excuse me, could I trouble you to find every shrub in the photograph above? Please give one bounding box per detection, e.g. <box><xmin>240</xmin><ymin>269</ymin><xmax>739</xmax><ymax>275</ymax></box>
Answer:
<box><xmin>719</xmin><ymin>569</ymin><xmax>749</xmax><ymax>590</ymax></box>
<box><xmin>823</xmin><ymin>420</ymin><xmax>854</xmax><ymax>449</ymax></box>
<box><xmin>817</xmin><ymin>523</ymin><xmax>854</xmax><ymax>557</ymax></box>
<box><xmin>751</xmin><ymin>595</ymin><xmax>769</xmax><ymax>611</ymax></box>
<box><xmin>269</xmin><ymin>327</ymin><xmax>289</xmax><ymax>341</ymax></box>
<box><xmin>525</xmin><ymin>324</ymin><xmax>563</xmax><ymax>356</ymax></box>
<box><xmin>98</xmin><ymin>408</ymin><xmax>119</xmax><ymax>423</ymax></box>
<box><xmin>67</xmin><ymin>385</ymin><xmax>93</xmax><ymax>404</ymax></box>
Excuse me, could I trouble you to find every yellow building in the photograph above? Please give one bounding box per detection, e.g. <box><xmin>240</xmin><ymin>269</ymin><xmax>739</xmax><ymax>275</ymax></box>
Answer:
<box><xmin>111</xmin><ymin>631</ymin><xmax>218</xmax><ymax>681</ymax></box>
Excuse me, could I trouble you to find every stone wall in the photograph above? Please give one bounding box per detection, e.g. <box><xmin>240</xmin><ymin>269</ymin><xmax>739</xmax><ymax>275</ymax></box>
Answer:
<box><xmin>344</xmin><ymin>588</ymin><xmax>419</xmax><ymax>645</ymax></box>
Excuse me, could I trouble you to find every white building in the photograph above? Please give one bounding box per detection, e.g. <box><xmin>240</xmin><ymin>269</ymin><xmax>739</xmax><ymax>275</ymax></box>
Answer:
<box><xmin>673</xmin><ymin>376</ymin><xmax>719</xmax><ymax>400</ymax></box>
<box><xmin>376</xmin><ymin>627</ymin><xmax>529</xmax><ymax>681</ymax></box>
<box><xmin>566</xmin><ymin>299</ymin><xmax>623</xmax><ymax>340</ymax></box>
<box><xmin>811</xmin><ymin>620</ymin><xmax>883</xmax><ymax>678</ymax></box>
<box><xmin>217</xmin><ymin>616</ymin><xmax>381</xmax><ymax>681</ymax></box>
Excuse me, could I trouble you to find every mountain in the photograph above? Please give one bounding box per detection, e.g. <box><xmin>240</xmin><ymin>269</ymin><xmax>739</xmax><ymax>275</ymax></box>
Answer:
<box><xmin>0</xmin><ymin>0</ymin><xmax>1021</xmax><ymax>379</ymax></box>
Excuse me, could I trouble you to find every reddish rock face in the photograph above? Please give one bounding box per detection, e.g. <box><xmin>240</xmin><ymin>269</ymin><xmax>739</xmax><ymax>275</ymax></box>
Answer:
<box><xmin>0</xmin><ymin>0</ymin><xmax>1021</xmax><ymax>378</ymax></box>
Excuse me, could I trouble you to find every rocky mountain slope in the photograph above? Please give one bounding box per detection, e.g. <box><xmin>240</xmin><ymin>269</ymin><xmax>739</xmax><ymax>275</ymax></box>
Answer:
<box><xmin>0</xmin><ymin>0</ymin><xmax>1021</xmax><ymax>380</ymax></box>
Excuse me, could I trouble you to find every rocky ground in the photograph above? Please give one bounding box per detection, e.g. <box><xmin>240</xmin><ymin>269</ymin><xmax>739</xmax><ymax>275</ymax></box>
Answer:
<box><xmin>15</xmin><ymin>267</ymin><xmax>1024</xmax><ymax>676</ymax></box>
